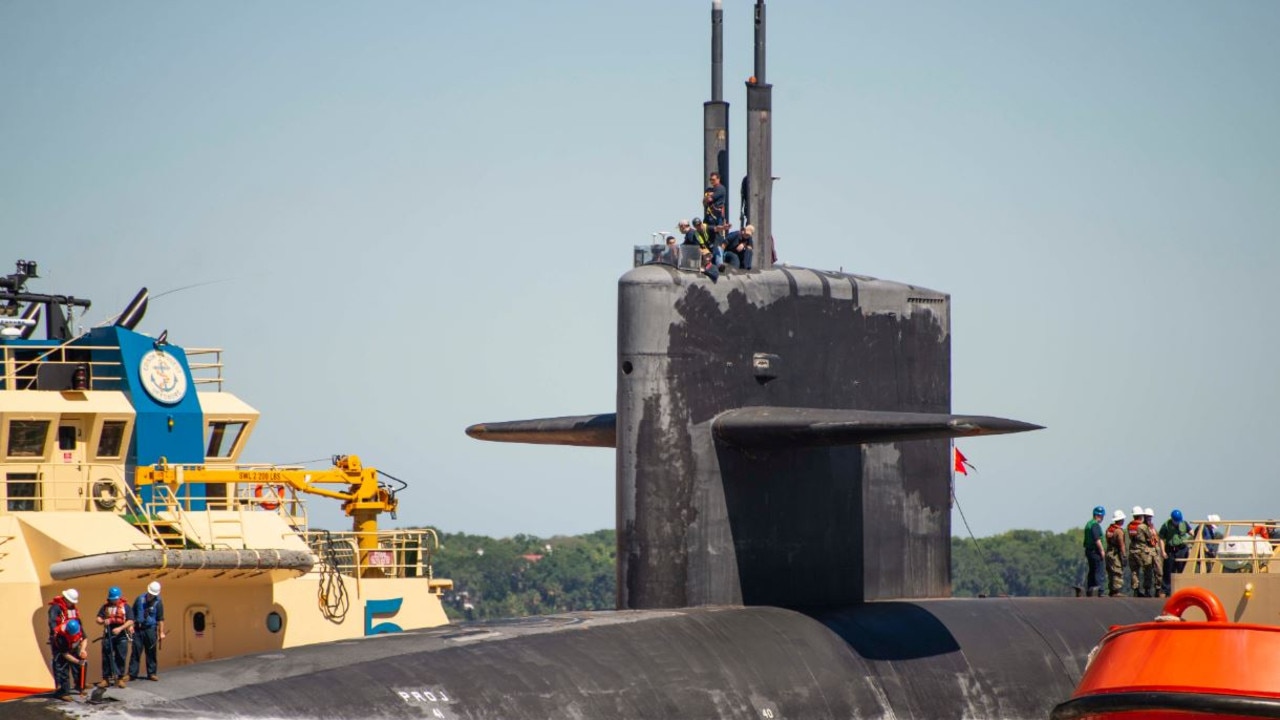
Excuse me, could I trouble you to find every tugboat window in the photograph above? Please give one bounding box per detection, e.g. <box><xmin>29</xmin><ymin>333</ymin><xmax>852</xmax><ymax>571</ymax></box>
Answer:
<box><xmin>266</xmin><ymin>611</ymin><xmax>283</xmax><ymax>633</ymax></box>
<box><xmin>58</xmin><ymin>426</ymin><xmax>77</xmax><ymax>451</ymax></box>
<box><xmin>205</xmin><ymin>421</ymin><xmax>246</xmax><ymax>459</ymax></box>
<box><xmin>7</xmin><ymin>420</ymin><xmax>50</xmax><ymax>457</ymax></box>
<box><xmin>192</xmin><ymin>611</ymin><xmax>206</xmax><ymax>633</ymax></box>
<box><xmin>96</xmin><ymin>420</ymin><xmax>128</xmax><ymax>458</ymax></box>
<box><xmin>6</xmin><ymin>473</ymin><xmax>39</xmax><ymax>511</ymax></box>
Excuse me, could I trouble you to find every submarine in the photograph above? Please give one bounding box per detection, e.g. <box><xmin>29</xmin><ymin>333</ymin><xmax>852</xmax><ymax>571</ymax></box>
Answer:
<box><xmin>50</xmin><ymin>3</ymin><xmax>1162</xmax><ymax>719</ymax></box>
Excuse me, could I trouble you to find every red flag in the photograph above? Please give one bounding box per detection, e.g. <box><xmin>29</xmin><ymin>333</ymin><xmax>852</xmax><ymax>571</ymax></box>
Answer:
<box><xmin>954</xmin><ymin>447</ymin><xmax>974</xmax><ymax>475</ymax></box>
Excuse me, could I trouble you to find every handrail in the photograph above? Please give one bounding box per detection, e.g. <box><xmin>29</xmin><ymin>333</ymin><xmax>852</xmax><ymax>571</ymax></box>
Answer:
<box><xmin>1</xmin><ymin>343</ymin><xmax>224</xmax><ymax>391</ymax></box>
<box><xmin>299</xmin><ymin>529</ymin><xmax>442</xmax><ymax>581</ymax></box>
<box><xmin>1183</xmin><ymin>519</ymin><xmax>1279</xmax><ymax>574</ymax></box>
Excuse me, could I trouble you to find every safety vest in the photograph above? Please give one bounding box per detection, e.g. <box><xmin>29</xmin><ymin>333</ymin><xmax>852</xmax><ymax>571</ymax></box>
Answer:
<box><xmin>52</xmin><ymin>621</ymin><xmax>83</xmax><ymax>651</ymax></box>
<box><xmin>48</xmin><ymin>597</ymin><xmax>79</xmax><ymax>628</ymax></box>
<box><xmin>102</xmin><ymin>598</ymin><xmax>130</xmax><ymax>626</ymax></box>
<box><xmin>1163</xmin><ymin>520</ymin><xmax>1192</xmax><ymax>548</ymax></box>
<box><xmin>1106</xmin><ymin>523</ymin><xmax>1127</xmax><ymax>552</ymax></box>
<box><xmin>49</xmin><ymin>597</ymin><xmax>79</xmax><ymax>621</ymax></box>
<box><xmin>135</xmin><ymin>595</ymin><xmax>161</xmax><ymax>628</ymax></box>
<box><xmin>1126</xmin><ymin>519</ymin><xmax>1144</xmax><ymax>541</ymax></box>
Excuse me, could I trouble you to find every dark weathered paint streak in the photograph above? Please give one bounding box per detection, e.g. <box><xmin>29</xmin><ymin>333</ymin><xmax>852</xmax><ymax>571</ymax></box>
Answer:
<box><xmin>618</xmin><ymin>265</ymin><xmax>960</xmax><ymax>608</ymax></box>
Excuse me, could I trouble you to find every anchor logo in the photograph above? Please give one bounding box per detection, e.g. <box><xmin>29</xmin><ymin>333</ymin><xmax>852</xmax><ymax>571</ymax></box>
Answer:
<box><xmin>139</xmin><ymin>349</ymin><xmax>188</xmax><ymax>404</ymax></box>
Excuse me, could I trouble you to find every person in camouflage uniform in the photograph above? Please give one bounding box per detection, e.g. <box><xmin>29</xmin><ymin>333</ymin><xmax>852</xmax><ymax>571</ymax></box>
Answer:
<box><xmin>1126</xmin><ymin>506</ymin><xmax>1158</xmax><ymax>597</ymax></box>
<box><xmin>1104</xmin><ymin>509</ymin><xmax>1128</xmax><ymax>596</ymax></box>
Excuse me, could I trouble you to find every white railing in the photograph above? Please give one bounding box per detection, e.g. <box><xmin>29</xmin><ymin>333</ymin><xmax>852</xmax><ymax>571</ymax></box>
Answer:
<box><xmin>1</xmin><ymin>344</ymin><xmax>223</xmax><ymax>391</ymax></box>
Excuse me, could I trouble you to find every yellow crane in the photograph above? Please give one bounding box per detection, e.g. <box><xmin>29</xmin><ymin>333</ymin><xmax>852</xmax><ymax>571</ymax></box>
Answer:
<box><xmin>135</xmin><ymin>455</ymin><xmax>400</xmax><ymax>578</ymax></box>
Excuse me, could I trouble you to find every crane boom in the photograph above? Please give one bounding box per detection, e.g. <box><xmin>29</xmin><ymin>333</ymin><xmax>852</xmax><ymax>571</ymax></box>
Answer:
<box><xmin>136</xmin><ymin>455</ymin><xmax>398</xmax><ymax>578</ymax></box>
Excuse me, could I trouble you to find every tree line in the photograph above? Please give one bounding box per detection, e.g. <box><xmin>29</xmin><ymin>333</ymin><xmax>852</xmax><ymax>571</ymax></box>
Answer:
<box><xmin>428</xmin><ymin>527</ymin><xmax>1088</xmax><ymax>619</ymax></box>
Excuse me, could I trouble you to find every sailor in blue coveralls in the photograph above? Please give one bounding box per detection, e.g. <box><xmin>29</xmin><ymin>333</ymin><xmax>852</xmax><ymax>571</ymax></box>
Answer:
<box><xmin>95</xmin><ymin>586</ymin><xmax>134</xmax><ymax>688</ymax></box>
<box><xmin>51</xmin><ymin>618</ymin><xmax>87</xmax><ymax>701</ymax></box>
<box><xmin>129</xmin><ymin>581</ymin><xmax>166</xmax><ymax>681</ymax></box>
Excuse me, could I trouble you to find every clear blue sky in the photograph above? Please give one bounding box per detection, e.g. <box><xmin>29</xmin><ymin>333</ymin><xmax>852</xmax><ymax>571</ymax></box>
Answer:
<box><xmin>3</xmin><ymin>1</ymin><xmax>1277</xmax><ymax>538</ymax></box>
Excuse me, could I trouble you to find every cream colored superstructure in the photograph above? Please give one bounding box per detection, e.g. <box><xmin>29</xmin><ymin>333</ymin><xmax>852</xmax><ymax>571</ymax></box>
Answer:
<box><xmin>0</xmin><ymin>345</ymin><xmax>451</xmax><ymax>700</ymax></box>
<box><xmin>1173</xmin><ymin>519</ymin><xmax>1280</xmax><ymax>625</ymax></box>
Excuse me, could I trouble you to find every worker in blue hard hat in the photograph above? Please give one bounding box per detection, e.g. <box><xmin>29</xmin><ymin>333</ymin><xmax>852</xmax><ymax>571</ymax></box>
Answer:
<box><xmin>51</xmin><ymin>617</ymin><xmax>87</xmax><ymax>701</ymax></box>
<box><xmin>95</xmin><ymin>586</ymin><xmax>134</xmax><ymax>689</ymax></box>
<box><xmin>1159</xmin><ymin>508</ymin><xmax>1193</xmax><ymax>596</ymax></box>
<box><xmin>1083</xmin><ymin>506</ymin><xmax>1106</xmax><ymax>597</ymax></box>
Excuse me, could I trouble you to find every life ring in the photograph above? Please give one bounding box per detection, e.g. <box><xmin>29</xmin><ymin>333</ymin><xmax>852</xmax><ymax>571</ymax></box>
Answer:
<box><xmin>91</xmin><ymin>479</ymin><xmax>120</xmax><ymax>511</ymax></box>
<box><xmin>1162</xmin><ymin>587</ymin><xmax>1227</xmax><ymax>622</ymax></box>
<box><xmin>254</xmin><ymin>484</ymin><xmax>284</xmax><ymax>511</ymax></box>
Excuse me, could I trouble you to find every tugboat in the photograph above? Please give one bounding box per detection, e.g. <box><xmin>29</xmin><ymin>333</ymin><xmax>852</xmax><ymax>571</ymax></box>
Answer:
<box><xmin>0</xmin><ymin>260</ymin><xmax>452</xmax><ymax>701</ymax></box>
<box><xmin>1050</xmin><ymin>519</ymin><xmax>1280</xmax><ymax>719</ymax></box>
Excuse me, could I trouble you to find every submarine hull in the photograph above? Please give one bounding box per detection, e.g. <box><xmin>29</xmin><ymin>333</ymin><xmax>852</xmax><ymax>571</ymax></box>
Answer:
<box><xmin>85</xmin><ymin>598</ymin><xmax>1159</xmax><ymax>720</ymax></box>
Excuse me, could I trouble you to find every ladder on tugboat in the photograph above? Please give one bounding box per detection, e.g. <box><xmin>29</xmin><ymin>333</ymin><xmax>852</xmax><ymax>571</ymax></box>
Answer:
<box><xmin>206</xmin><ymin>506</ymin><xmax>248</xmax><ymax>550</ymax></box>
<box><xmin>130</xmin><ymin>483</ymin><xmax>192</xmax><ymax>550</ymax></box>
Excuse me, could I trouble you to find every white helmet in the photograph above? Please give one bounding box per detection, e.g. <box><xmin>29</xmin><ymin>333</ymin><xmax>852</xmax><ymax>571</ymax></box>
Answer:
<box><xmin>61</xmin><ymin>588</ymin><xmax>79</xmax><ymax>604</ymax></box>
<box><xmin>1207</xmin><ymin>514</ymin><xmax>1221</xmax><ymax>523</ymax></box>
<box><xmin>1144</xmin><ymin>508</ymin><xmax>1154</xmax><ymax>518</ymax></box>
<box><xmin>1132</xmin><ymin>505</ymin><xmax>1144</xmax><ymax>517</ymax></box>
<box><xmin>1112</xmin><ymin>510</ymin><xmax>1126</xmax><ymax>523</ymax></box>
<box><xmin>147</xmin><ymin>581</ymin><xmax>161</xmax><ymax>596</ymax></box>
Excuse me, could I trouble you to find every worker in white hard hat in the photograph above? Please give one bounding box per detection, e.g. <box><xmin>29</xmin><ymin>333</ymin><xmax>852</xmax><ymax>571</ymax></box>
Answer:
<box><xmin>1126</xmin><ymin>508</ymin><xmax>1159</xmax><ymax>597</ymax></box>
<box><xmin>47</xmin><ymin>588</ymin><xmax>81</xmax><ymax>644</ymax></box>
<box><xmin>1201</xmin><ymin>514</ymin><xmax>1222</xmax><ymax>560</ymax></box>
<box><xmin>1104</xmin><ymin>509</ymin><xmax>1128</xmax><ymax>596</ymax></box>
<box><xmin>129</xmin><ymin>581</ymin><xmax>166</xmax><ymax>681</ymax></box>
<box><xmin>1147</xmin><ymin>508</ymin><xmax>1169</xmax><ymax>595</ymax></box>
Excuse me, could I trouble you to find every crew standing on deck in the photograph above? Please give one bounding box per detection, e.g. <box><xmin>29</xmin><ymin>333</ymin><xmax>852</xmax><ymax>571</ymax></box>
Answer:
<box><xmin>1104</xmin><ymin>509</ymin><xmax>1128</xmax><ymax>596</ymax></box>
<box><xmin>1126</xmin><ymin>507</ymin><xmax>1154</xmax><ymax>597</ymax></box>
<box><xmin>1159</xmin><ymin>509</ymin><xmax>1193</xmax><ymax>596</ymax></box>
<box><xmin>48</xmin><ymin>588</ymin><xmax>80</xmax><ymax>645</ymax></box>
<box><xmin>1083</xmin><ymin>506</ymin><xmax>1106</xmax><ymax>597</ymax></box>
<box><xmin>95</xmin><ymin>586</ymin><xmax>134</xmax><ymax>689</ymax></box>
<box><xmin>1145</xmin><ymin>507</ymin><xmax>1165</xmax><ymax>595</ymax></box>
<box><xmin>129</xmin><ymin>581</ymin><xmax>166</xmax><ymax>681</ymax></box>
<box><xmin>51</xmin><ymin>618</ymin><xmax>88</xmax><ymax>701</ymax></box>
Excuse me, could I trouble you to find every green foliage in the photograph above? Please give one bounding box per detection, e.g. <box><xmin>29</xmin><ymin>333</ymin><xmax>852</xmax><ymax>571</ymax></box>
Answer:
<box><xmin>426</xmin><ymin>526</ymin><xmax>1089</xmax><ymax>618</ymax></box>
<box><xmin>432</xmin><ymin>530</ymin><xmax>616</xmax><ymax>620</ymax></box>
<box><xmin>952</xmin><ymin>528</ymin><xmax>1086</xmax><ymax>597</ymax></box>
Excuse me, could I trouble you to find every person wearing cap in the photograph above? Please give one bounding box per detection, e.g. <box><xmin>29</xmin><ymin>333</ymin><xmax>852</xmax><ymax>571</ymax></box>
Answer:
<box><xmin>47</xmin><ymin>588</ymin><xmax>80</xmax><ymax>646</ymax></box>
<box><xmin>685</xmin><ymin>217</ymin><xmax>710</xmax><ymax>249</ymax></box>
<box><xmin>51</xmin><ymin>617</ymin><xmax>88</xmax><ymax>701</ymax></box>
<box><xmin>129</xmin><ymin>581</ymin><xmax>166</xmax><ymax>681</ymax></box>
<box><xmin>1104</xmin><ymin>509</ymin><xmax>1128</xmax><ymax>597</ymax></box>
<box><xmin>1159</xmin><ymin>509</ymin><xmax>1193</xmax><ymax>596</ymax></box>
<box><xmin>1082</xmin><ymin>506</ymin><xmax>1106</xmax><ymax>597</ymax></box>
<box><xmin>95</xmin><ymin>586</ymin><xmax>134</xmax><ymax>689</ymax></box>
